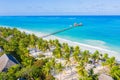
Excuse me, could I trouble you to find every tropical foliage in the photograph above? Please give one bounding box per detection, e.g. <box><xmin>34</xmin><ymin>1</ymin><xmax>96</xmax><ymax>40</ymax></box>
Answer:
<box><xmin>0</xmin><ymin>27</ymin><xmax>119</xmax><ymax>80</ymax></box>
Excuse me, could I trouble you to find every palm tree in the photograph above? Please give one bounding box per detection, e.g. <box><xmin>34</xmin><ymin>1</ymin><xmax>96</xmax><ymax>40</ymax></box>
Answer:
<box><xmin>88</xmin><ymin>69</ymin><xmax>98</xmax><ymax>80</ymax></box>
<box><xmin>42</xmin><ymin>40</ymin><xmax>49</xmax><ymax>52</ymax></box>
<box><xmin>91</xmin><ymin>50</ymin><xmax>100</xmax><ymax>64</ymax></box>
<box><xmin>55</xmin><ymin>63</ymin><xmax>64</xmax><ymax>80</ymax></box>
<box><xmin>49</xmin><ymin>58</ymin><xmax>56</xmax><ymax>75</ymax></box>
<box><xmin>73</xmin><ymin>52</ymin><xmax>79</xmax><ymax>62</ymax></box>
<box><xmin>102</xmin><ymin>57</ymin><xmax>116</xmax><ymax>68</ymax></box>
<box><xmin>70</xmin><ymin>46</ymin><xmax>74</xmax><ymax>54</ymax></box>
<box><xmin>29</xmin><ymin>34</ymin><xmax>37</xmax><ymax>48</ymax></box>
<box><xmin>0</xmin><ymin>72</ymin><xmax>8</xmax><ymax>80</ymax></box>
<box><xmin>53</xmin><ymin>39</ymin><xmax>61</xmax><ymax>47</ymax></box>
<box><xmin>76</xmin><ymin>61</ymin><xmax>88</xmax><ymax>78</ymax></box>
<box><xmin>37</xmin><ymin>38</ymin><xmax>43</xmax><ymax>50</ymax></box>
<box><xmin>110</xmin><ymin>65</ymin><xmax>120</xmax><ymax>80</ymax></box>
<box><xmin>74</xmin><ymin>46</ymin><xmax>80</xmax><ymax>54</ymax></box>
<box><xmin>73</xmin><ymin>46</ymin><xmax>81</xmax><ymax>61</ymax></box>
<box><xmin>53</xmin><ymin>46</ymin><xmax>62</xmax><ymax>58</ymax></box>
<box><xmin>81</xmin><ymin>50</ymin><xmax>90</xmax><ymax>63</ymax></box>
<box><xmin>49</xmin><ymin>39</ymin><xmax>54</xmax><ymax>47</ymax></box>
<box><xmin>43</xmin><ymin>62</ymin><xmax>51</xmax><ymax>76</ymax></box>
<box><xmin>64</xmin><ymin>53</ymin><xmax>71</xmax><ymax>66</ymax></box>
<box><xmin>62</xmin><ymin>43</ymin><xmax>70</xmax><ymax>54</ymax></box>
<box><xmin>22</xmin><ymin>56</ymin><xmax>34</xmax><ymax>66</ymax></box>
<box><xmin>16</xmin><ymin>65</ymin><xmax>40</xmax><ymax>80</ymax></box>
<box><xmin>102</xmin><ymin>53</ymin><xmax>109</xmax><ymax>61</ymax></box>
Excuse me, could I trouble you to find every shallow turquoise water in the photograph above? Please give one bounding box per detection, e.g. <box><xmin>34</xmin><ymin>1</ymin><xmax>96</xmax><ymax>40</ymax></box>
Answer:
<box><xmin>0</xmin><ymin>16</ymin><xmax>120</xmax><ymax>52</ymax></box>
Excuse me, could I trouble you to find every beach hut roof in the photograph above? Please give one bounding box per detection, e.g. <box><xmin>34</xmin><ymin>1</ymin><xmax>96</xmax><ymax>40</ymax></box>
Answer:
<box><xmin>0</xmin><ymin>54</ymin><xmax>19</xmax><ymax>72</ymax></box>
<box><xmin>98</xmin><ymin>74</ymin><xmax>113</xmax><ymax>80</ymax></box>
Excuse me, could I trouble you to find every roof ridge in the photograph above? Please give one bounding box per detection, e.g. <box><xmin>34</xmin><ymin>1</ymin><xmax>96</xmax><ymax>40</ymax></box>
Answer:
<box><xmin>3</xmin><ymin>58</ymin><xmax>9</xmax><ymax>69</ymax></box>
<box><xmin>0</xmin><ymin>55</ymin><xmax>9</xmax><ymax>72</ymax></box>
<box><xmin>0</xmin><ymin>54</ymin><xmax>19</xmax><ymax>72</ymax></box>
<box><xmin>4</xmin><ymin>54</ymin><xmax>19</xmax><ymax>64</ymax></box>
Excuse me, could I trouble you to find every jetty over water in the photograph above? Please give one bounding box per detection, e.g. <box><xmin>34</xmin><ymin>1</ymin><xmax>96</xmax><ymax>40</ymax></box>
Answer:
<box><xmin>41</xmin><ymin>22</ymin><xmax>83</xmax><ymax>38</ymax></box>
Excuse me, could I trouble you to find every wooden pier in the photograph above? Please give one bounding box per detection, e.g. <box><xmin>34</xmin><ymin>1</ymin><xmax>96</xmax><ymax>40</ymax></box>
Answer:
<box><xmin>41</xmin><ymin>23</ymin><xmax>82</xmax><ymax>38</ymax></box>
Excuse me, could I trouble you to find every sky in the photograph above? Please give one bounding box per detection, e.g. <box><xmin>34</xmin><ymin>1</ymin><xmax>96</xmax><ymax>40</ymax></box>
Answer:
<box><xmin>0</xmin><ymin>0</ymin><xmax>120</xmax><ymax>15</ymax></box>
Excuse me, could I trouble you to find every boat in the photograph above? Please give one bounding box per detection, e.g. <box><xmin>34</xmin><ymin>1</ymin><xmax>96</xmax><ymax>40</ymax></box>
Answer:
<box><xmin>74</xmin><ymin>22</ymin><xmax>83</xmax><ymax>27</ymax></box>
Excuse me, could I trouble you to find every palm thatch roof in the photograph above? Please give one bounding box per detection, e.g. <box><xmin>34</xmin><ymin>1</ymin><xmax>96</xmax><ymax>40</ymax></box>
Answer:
<box><xmin>0</xmin><ymin>54</ymin><xmax>19</xmax><ymax>72</ymax></box>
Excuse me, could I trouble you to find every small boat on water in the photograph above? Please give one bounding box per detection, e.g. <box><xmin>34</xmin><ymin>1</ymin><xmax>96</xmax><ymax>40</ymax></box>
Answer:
<box><xmin>74</xmin><ymin>22</ymin><xmax>83</xmax><ymax>27</ymax></box>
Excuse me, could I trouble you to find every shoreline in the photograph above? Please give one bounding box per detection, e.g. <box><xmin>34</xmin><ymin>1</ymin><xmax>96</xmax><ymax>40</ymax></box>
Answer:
<box><xmin>18</xmin><ymin>28</ymin><xmax>120</xmax><ymax>61</ymax></box>
<box><xmin>1</xmin><ymin>26</ymin><xmax>120</xmax><ymax>61</ymax></box>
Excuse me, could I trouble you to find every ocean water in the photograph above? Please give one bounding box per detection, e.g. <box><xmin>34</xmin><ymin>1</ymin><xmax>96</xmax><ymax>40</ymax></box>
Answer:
<box><xmin>0</xmin><ymin>16</ymin><xmax>120</xmax><ymax>53</ymax></box>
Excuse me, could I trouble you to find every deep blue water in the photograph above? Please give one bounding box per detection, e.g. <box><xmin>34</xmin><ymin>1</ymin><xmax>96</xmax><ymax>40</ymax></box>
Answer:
<box><xmin>0</xmin><ymin>16</ymin><xmax>120</xmax><ymax>52</ymax></box>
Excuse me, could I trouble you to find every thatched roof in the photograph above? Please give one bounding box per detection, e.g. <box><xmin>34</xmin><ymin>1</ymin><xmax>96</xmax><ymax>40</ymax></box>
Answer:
<box><xmin>98</xmin><ymin>74</ymin><xmax>113</xmax><ymax>80</ymax></box>
<box><xmin>0</xmin><ymin>54</ymin><xmax>19</xmax><ymax>72</ymax></box>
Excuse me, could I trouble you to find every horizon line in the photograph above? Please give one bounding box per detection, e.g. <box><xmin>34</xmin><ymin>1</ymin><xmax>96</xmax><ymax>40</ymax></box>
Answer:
<box><xmin>0</xmin><ymin>14</ymin><xmax>120</xmax><ymax>17</ymax></box>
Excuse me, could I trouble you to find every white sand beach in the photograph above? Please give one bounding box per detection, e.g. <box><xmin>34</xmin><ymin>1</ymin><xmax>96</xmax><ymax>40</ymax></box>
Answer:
<box><xmin>18</xmin><ymin>28</ymin><xmax>120</xmax><ymax>61</ymax></box>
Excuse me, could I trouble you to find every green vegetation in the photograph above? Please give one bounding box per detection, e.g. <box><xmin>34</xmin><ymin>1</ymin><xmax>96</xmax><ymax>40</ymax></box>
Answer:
<box><xmin>0</xmin><ymin>27</ymin><xmax>120</xmax><ymax>80</ymax></box>
<box><xmin>0</xmin><ymin>27</ymin><xmax>55</xmax><ymax>80</ymax></box>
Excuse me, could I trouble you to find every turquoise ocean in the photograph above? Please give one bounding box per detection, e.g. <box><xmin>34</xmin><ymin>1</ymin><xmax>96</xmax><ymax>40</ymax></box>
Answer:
<box><xmin>0</xmin><ymin>16</ymin><xmax>120</xmax><ymax>53</ymax></box>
